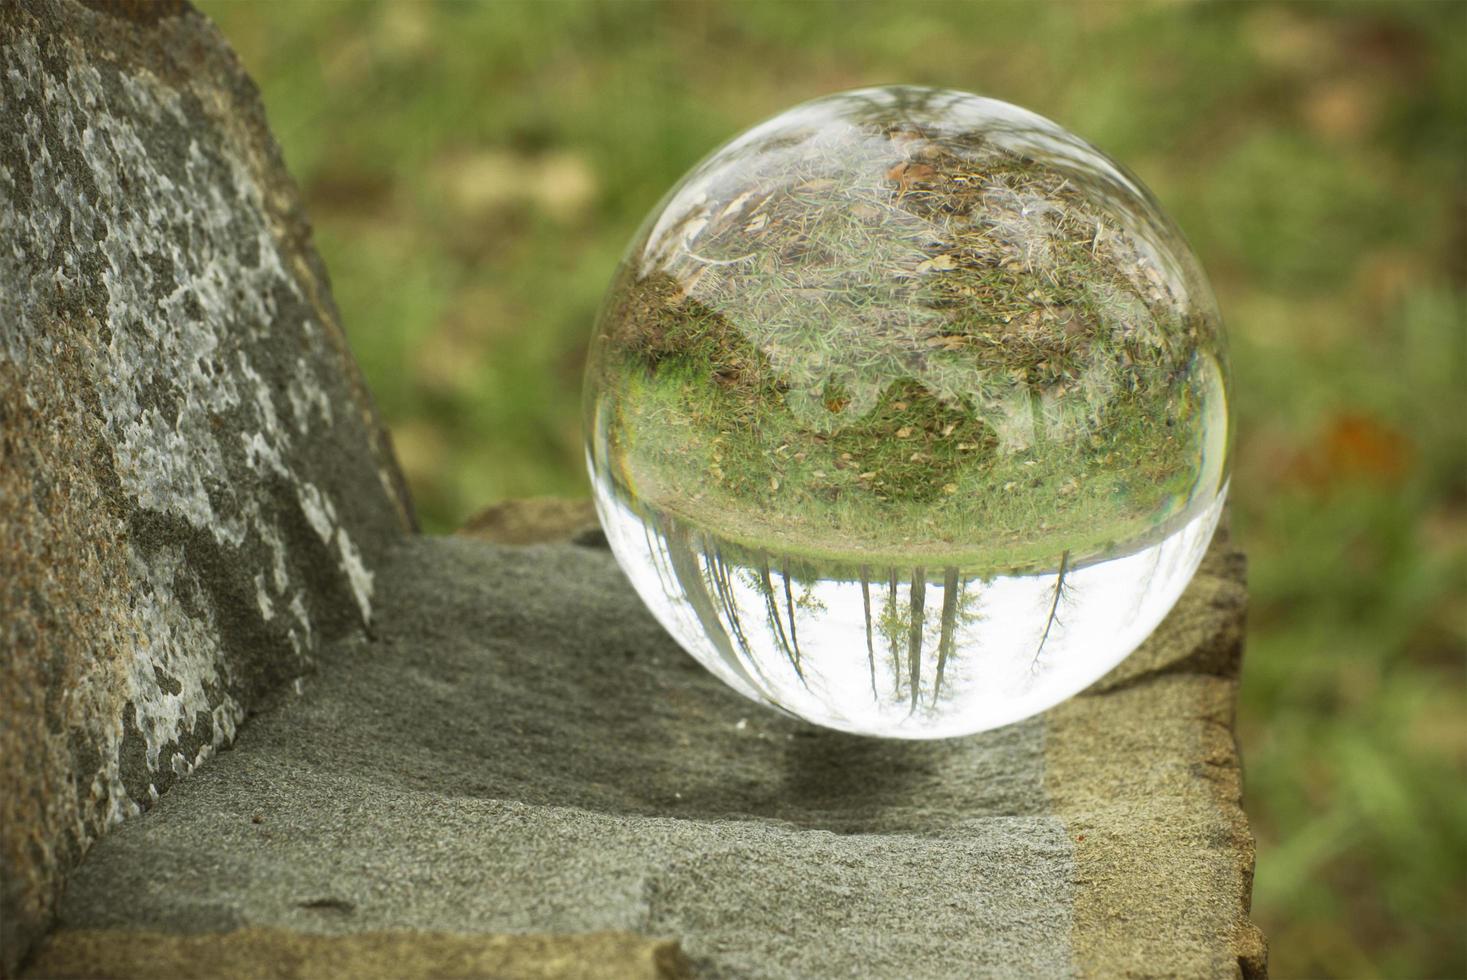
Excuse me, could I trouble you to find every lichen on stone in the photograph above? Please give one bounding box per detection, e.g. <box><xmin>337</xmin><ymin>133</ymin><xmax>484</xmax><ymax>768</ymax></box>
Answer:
<box><xmin>0</xmin><ymin>1</ymin><xmax>412</xmax><ymax>968</ymax></box>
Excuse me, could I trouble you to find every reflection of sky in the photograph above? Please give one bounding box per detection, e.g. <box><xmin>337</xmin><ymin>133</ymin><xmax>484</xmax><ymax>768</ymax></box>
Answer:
<box><xmin>593</xmin><ymin>468</ymin><xmax>1227</xmax><ymax>739</ymax></box>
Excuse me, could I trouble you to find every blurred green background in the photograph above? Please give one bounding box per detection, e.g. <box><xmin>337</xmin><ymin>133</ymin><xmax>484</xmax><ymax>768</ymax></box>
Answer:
<box><xmin>202</xmin><ymin>2</ymin><xmax>1465</xmax><ymax>975</ymax></box>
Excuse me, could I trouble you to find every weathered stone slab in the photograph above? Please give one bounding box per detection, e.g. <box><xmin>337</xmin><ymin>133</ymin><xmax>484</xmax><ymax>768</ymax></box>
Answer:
<box><xmin>23</xmin><ymin>928</ymin><xmax>689</xmax><ymax>980</ymax></box>
<box><xmin>0</xmin><ymin>0</ymin><xmax>412</xmax><ymax>970</ymax></box>
<box><xmin>47</xmin><ymin>527</ymin><xmax>1265</xmax><ymax>978</ymax></box>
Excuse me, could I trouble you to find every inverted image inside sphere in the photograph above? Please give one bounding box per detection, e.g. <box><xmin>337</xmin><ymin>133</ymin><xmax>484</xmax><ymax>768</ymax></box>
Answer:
<box><xmin>584</xmin><ymin>86</ymin><xmax>1230</xmax><ymax>737</ymax></box>
<box><xmin>588</xmin><ymin>86</ymin><xmax>1228</xmax><ymax>572</ymax></box>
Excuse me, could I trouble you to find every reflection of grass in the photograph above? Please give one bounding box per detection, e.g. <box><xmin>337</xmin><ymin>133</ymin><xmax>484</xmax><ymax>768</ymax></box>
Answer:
<box><xmin>596</xmin><ymin>116</ymin><xmax>1215</xmax><ymax>568</ymax></box>
<box><xmin>208</xmin><ymin>3</ymin><xmax>1465</xmax><ymax>975</ymax></box>
<box><xmin>613</xmin><ymin>353</ymin><xmax>1200</xmax><ymax>569</ymax></box>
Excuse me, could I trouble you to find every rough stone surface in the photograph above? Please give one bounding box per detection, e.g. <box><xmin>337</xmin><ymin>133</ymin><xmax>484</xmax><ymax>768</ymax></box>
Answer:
<box><xmin>0</xmin><ymin>0</ymin><xmax>412</xmax><ymax>970</ymax></box>
<box><xmin>22</xmin><ymin>929</ymin><xmax>689</xmax><ymax>980</ymax></box>
<box><xmin>51</xmin><ymin>527</ymin><xmax>1265</xmax><ymax>979</ymax></box>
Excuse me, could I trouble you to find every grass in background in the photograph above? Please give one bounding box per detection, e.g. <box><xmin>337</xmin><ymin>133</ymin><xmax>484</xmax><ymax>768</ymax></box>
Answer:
<box><xmin>203</xmin><ymin>2</ymin><xmax>1466</xmax><ymax>976</ymax></box>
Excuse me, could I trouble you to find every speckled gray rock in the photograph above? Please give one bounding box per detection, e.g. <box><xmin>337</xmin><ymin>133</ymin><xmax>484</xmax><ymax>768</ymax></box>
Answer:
<box><xmin>51</xmin><ymin>530</ymin><xmax>1266</xmax><ymax>979</ymax></box>
<box><xmin>0</xmin><ymin>0</ymin><xmax>412</xmax><ymax>970</ymax></box>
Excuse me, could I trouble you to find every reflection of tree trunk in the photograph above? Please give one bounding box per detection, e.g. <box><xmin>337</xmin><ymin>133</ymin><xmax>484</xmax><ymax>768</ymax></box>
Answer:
<box><xmin>781</xmin><ymin>556</ymin><xmax>801</xmax><ymax>675</ymax></box>
<box><xmin>907</xmin><ymin>568</ymin><xmax>926</xmax><ymax>714</ymax></box>
<box><xmin>760</xmin><ymin>556</ymin><xmax>805</xmax><ymax>686</ymax></box>
<box><xmin>644</xmin><ymin>522</ymin><xmax>680</xmax><ymax>600</ymax></box>
<box><xmin>860</xmin><ymin>564</ymin><xmax>877</xmax><ymax>700</ymax></box>
<box><xmin>887</xmin><ymin>568</ymin><xmax>902</xmax><ymax>696</ymax></box>
<box><xmin>709</xmin><ymin>547</ymin><xmax>740</xmax><ymax>648</ymax></box>
<box><xmin>661</xmin><ymin>521</ymin><xmax>762</xmax><ymax>694</ymax></box>
<box><xmin>1127</xmin><ymin>544</ymin><xmax>1164</xmax><ymax>625</ymax></box>
<box><xmin>708</xmin><ymin>544</ymin><xmax>768</xmax><ymax>685</ymax></box>
<box><xmin>1031</xmin><ymin>549</ymin><xmax>1072</xmax><ymax>673</ymax></box>
<box><xmin>934</xmin><ymin>567</ymin><xmax>959</xmax><ymax>704</ymax></box>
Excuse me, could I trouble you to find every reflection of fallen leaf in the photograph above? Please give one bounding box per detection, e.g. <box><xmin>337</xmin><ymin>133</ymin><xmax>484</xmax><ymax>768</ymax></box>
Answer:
<box><xmin>681</xmin><ymin>216</ymin><xmax>709</xmax><ymax>243</ymax></box>
<box><xmin>719</xmin><ymin>191</ymin><xmax>753</xmax><ymax>219</ymax></box>
<box><xmin>1287</xmin><ymin>413</ymin><xmax>1414</xmax><ymax>490</ymax></box>
<box><xmin>887</xmin><ymin>161</ymin><xmax>936</xmax><ymax>190</ymax></box>
<box><xmin>924</xmin><ymin>334</ymin><xmax>967</xmax><ymax>351</ymax></box>
<box><xmin>670</xmin><ymin>265</ymin><xmax>707</xmax><ymax>303</ymax></box>
<box><xmin>915</xmin><ymin>253</ymin><xmax>957</xmax><ymax>273</ymax></box>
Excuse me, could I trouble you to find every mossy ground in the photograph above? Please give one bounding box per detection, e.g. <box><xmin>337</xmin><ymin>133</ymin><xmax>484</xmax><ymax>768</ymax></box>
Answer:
<box><xmin>606</xmin><ymin>354</ymin><xmax>1204</xmax><ymax>569</ymax></box>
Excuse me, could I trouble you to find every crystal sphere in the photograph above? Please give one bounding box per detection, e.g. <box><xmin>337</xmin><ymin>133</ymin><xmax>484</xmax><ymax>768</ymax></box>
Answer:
<box><xmin>584</xmin><ymin>86</ymin><xmax>1230</xmax><ymax>738</ymax></box>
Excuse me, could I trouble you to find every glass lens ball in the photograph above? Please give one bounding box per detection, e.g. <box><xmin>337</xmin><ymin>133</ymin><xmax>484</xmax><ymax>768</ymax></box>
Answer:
<box><xmin>584</xmin><ymin>86</ymin><xmax>1230</xmax><ymax>738</ymax></box>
